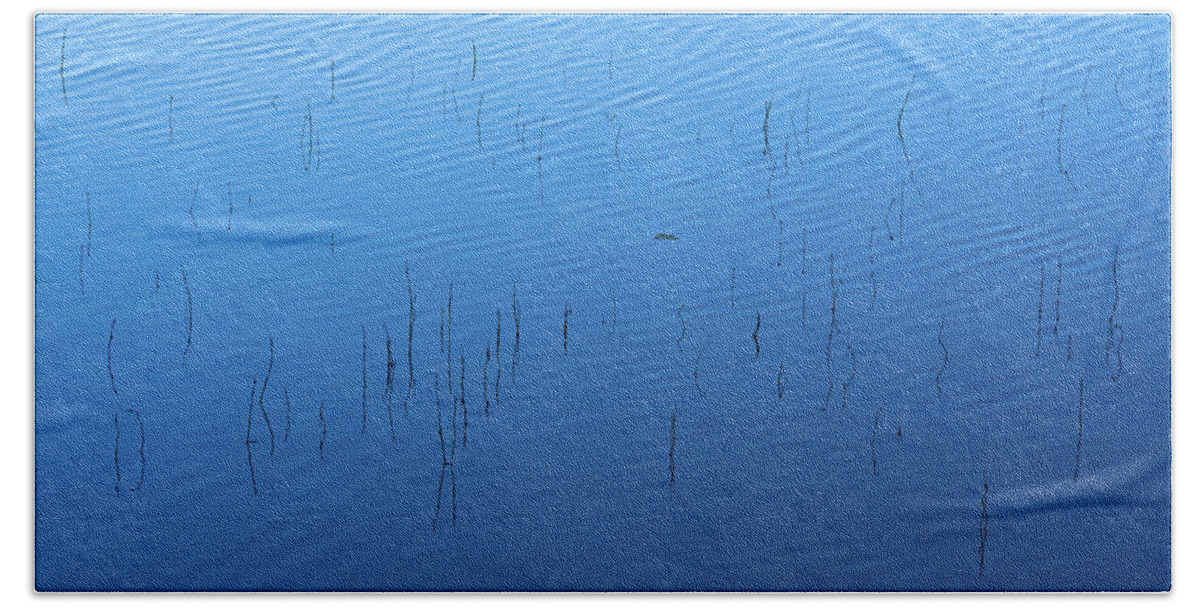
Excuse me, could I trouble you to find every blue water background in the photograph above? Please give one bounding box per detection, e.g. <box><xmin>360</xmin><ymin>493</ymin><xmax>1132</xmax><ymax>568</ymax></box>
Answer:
<box><xmin>34</xmin><ymin>14</ymin><xmax>1171</xmax><ymax>591</ymax></box>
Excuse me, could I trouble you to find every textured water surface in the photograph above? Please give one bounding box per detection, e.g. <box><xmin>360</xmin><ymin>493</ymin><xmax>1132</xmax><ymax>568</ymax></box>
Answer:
<box><xmin>34</xmin><ymin>13</ymin><xmax>1170</xmax><ymax>591</ymax></box>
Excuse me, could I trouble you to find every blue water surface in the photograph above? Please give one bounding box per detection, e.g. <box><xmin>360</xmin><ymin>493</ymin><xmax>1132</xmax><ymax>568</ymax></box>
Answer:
<box><xmin>34</xmin><ymin>13</ymin><xmax>1171</xmax><ymax>591</ymax></box>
